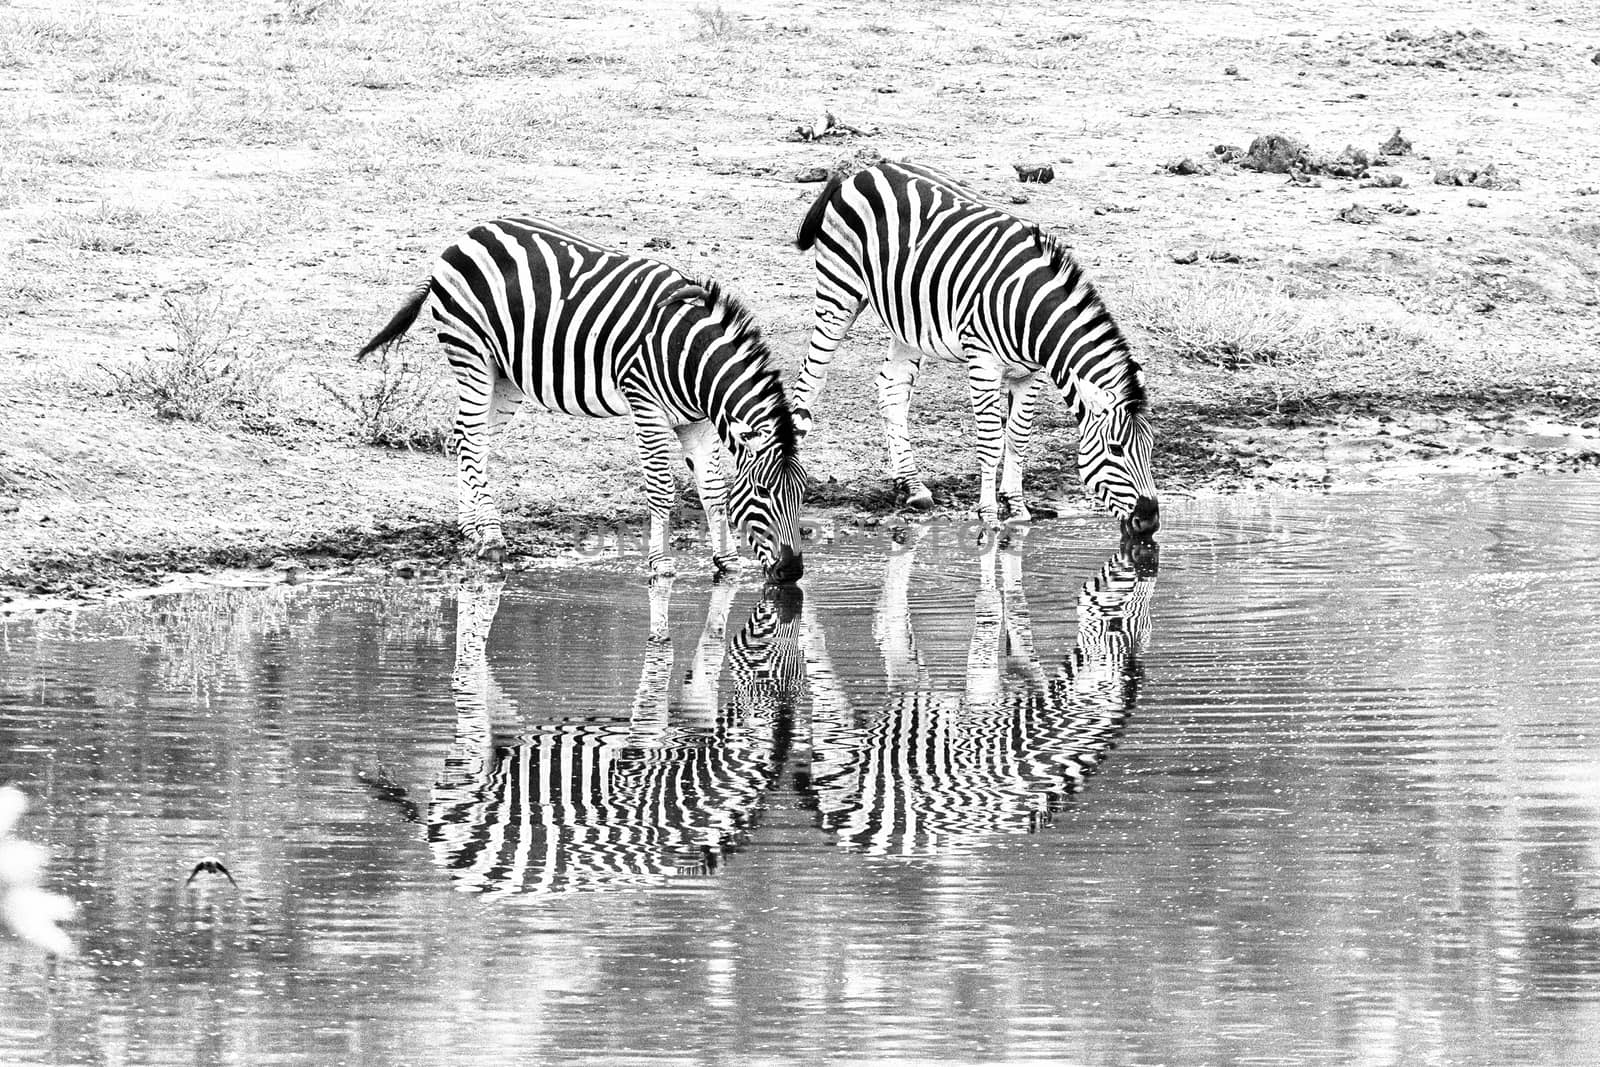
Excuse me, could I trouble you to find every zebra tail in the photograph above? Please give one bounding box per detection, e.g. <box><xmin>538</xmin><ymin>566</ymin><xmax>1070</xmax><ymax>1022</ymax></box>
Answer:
<box><xmin>354</xmin><ymin>279</ymin><xmax>432</xmax><ymax>361</ymax></box>
<box><xmin>794</xmin><ymin>175</ymin><xmax>844</xmax><ymax>251</ymax></box>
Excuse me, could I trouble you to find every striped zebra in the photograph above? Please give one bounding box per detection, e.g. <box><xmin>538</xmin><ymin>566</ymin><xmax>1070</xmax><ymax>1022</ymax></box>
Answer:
<box><xmin>802</xmin><ymin>531</ymin><xmax>1157</xmax><ymax>856</ymax></box>
<box><xmin>792</xmin><ymin>160</ymin><xmax>1159</xmax><ymax>537</ymax></box>
<box><xmin>385</xmin><ymin>577</ymin><xmax>803</xmax><ymax>896</ymax></box>
<box><xmin>357</xmin><ymin>217</ymin><xmax>806</xmax><ymax>581</ymax></box>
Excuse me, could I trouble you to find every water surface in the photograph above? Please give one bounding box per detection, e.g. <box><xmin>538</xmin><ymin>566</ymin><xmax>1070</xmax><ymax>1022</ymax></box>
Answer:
<box><xmin>3</xmin><ymin>478</ymin><xmax>1599</xmax><ymax>1065</ymax></box>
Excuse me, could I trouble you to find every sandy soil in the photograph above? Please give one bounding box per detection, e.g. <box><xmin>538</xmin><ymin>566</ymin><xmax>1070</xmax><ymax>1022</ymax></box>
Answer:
<box><xmin>2</xmin><ymin>0</ymin><xmax>1598</xmax><ymax>606</ymax></box>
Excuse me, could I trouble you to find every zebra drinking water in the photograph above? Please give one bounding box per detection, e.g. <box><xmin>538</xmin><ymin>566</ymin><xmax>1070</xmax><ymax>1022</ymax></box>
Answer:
<box><xmin>361</xmin><ymin>577</ymin><xmax>802</xmax><ymax>896</ymax></box>
<box><xmin>801</xmin><ymin>531</ymin><xmax>1157</xmax><ymax>856</ymax></box>
<box><xmin>792</xmin><ymin>160</ymin><xmax>1159</xmax><ymax>537</ymax></box>
<box><xmin>357</xmin><ymin>217</ymin><xmax>806</xmax><ymax>581</ymax></box>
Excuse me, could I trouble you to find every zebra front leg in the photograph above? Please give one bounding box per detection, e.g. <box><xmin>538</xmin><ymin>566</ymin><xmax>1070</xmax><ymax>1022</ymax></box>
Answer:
<box><xmin>966</xmin><ymin>363</ymin><xmax>1007</xmax><ymax>527</ymax></box>
<box><xmin>447</xmin><ymin>344</ymin><xmax>508</xmax><ymax>562</ymax></box>
<box><xmin>791</xmin><ymin>295</ymin><xmax>865</xmax><ymax>439</ymax></box>
<box><xmin>633</xmin><ymin>412</ymin><xmax>682</xmax><ymax>581</ymax></box>
<box><xmin>999</xmin><ymin>375</ymin><xmax>1049</xmax><ymax>522</ymax></box>
<box><xmin>676</xmin><ymin>421</ymin><xmax>738</xmax><ymax>575</ymax></box>
<box><xmin>878</xmin><ymin>342</ymin><xmax>933</xmax><ymax>510</ymax></box>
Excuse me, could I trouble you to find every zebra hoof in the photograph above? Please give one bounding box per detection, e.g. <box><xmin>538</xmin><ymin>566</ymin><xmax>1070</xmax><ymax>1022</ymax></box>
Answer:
<box><xmin>649</xmin><ymin>559</ymin><xmax>678</xmax><ymax>581</ymax></box>
<box><xmin>1000</xmin><ymin>498</ymin><xmax>1033</xmax><ymax>524</ymax></box>
<box><xmin>474</xmin><ymin>543</ymin><xmax>506</xmax><ymax>565</ymax></box>
<box><xmin>903</xmin><ymin>489</ymin><xmax>935</xmax><ymax>511</ymax></box>
<box><xmin>711</xmin><ymin>553</ymin><xmax>741</xmax><ymax>578</ymax></box>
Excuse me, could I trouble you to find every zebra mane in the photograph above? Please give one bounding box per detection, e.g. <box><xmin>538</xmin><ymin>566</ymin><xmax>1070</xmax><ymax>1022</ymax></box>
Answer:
<box><xmin>1031</xmin><ymin>227</ymin><xmax>1082</xmax><ymax>283</ymax></box>
<box><xmin>659</xmin><ymin>278</ymin><xmax>800</xmax><ymax>460</ymax></box>
<box><xmin>1029</xmin><ymin>228</ymin><xmax>1149</xmax><ymax>415</ymax></box>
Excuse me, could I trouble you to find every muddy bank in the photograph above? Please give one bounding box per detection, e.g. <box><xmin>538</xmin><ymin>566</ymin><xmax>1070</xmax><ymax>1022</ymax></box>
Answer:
<box><xmin>5</xmin><ymin>393</ymin><xmax>1598</xmax><ymax>610</ymax></box>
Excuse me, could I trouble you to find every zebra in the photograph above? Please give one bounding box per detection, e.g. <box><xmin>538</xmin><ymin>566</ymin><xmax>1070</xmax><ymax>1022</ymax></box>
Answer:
<box><xmin>361</xmin><ymin>576</ymin><xmax>803</xmax><ymax>895</ymax></box>
<box><xmin>792</xmin><ymin>160</ymin><xmax>1159</xmax><ymax>537</ymax></box>
<box><xmin>801</xmin><ymin>530</ymin><xmax>1157</xmax><ymax>856</ymax></box>
<box><xmin>356</xmin><ymin>216</ymin><xmax>807</xmax><ymax>582</ymax></box>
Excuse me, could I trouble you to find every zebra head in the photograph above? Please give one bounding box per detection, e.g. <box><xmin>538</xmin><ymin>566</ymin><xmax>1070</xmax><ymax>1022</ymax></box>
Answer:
<box><xmin>726</xmin><ymin>414</ymin><xmax>808</xmax><ymax>584</ymax></box>
<box><xmin>1074</xmin><ymin>366</ymin><xmax>1159</xmax><ymax>538</ymax></box>
<box><xmin>650</xmin><ymin>280</ymin><xmax>807</xmax><ymax>582</ymax></box>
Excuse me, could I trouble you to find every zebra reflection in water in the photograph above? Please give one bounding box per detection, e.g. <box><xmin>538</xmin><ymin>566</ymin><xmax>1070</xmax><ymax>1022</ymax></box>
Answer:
<box><xmin>380</xmin><ymin>578</ymin><xmax>802</xmax><ymax>895</ymax></box>
<box><xmin>802</xmin><ymin>531</ymin><xmax>1157</xmax><ymax>856</ymax></box>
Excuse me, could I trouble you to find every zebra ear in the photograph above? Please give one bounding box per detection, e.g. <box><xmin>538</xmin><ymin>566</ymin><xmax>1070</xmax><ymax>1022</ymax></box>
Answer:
<box><xmin>727</xmin><ymin>419</ymin><xmax>764</xmax><ymax>450</ymax></box>
<box><xmin>1076</xmin><ymin>377</ymin><xmax>1117</xmax><ymax>415</ymax></box>
<box><xmin>655</xmin><ymin>282</ymin><xmax>712</xmax><ymax>310</ymax></box>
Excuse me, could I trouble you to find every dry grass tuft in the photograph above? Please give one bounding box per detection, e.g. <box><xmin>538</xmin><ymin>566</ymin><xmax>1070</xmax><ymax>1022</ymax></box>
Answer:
<box><xmin>103</xmin><ymin>288</ymin><xmax>285</xmax><ymax>424</ymax></box>
<box><xmin>1117</xmin><ymin>270</ymin><xmax>1469</xmax><ymax>410</ymax></box>
<box><xmin>691</xmin><ymin>3</ymin><xmax>743</xmax><ymax>40</ymax></box>
<box><xmin>317</xmin><ymin>344</ymin><xmax>452</xmax><ymax>452</ymax></box>
<box><xmin>1119</xmin><ymin>273</ymin><xmax>1323</xmax><ymax>369</ymax></box>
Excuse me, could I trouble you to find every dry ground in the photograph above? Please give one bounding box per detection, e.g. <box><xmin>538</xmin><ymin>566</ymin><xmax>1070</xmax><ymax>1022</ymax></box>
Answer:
<box><xmin>2</xmin><ymin>0</ymin><xmax>1599</xmax><ymax>603</ymax></box>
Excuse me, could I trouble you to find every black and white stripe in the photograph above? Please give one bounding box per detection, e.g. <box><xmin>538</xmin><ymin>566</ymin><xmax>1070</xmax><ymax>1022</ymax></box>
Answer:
<box><xmin>793</xmin><ymin>160</ymin><xmax>1159</xmax><ymax>536</ymax></box>
<box><xmin>426</xmin><ymin>579</ymin><xmax>800</xmax><ymax>895</ymax></box>
<box><xmin>357</xmin><ymin>216</ymin><xmax>806</xmax><ymax>580</ymax></box>
<box><xmin>803</xmin><ymin>535</ymin><xmax>1157</xmax><ymax>856</ymax></box>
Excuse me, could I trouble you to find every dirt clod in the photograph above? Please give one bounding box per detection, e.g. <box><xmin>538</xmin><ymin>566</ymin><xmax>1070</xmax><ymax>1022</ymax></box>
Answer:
<box><xmin>1434</xmin><ymin>162</ymin><xmax>1520</xmax><ymax>189</ymax></box>
<box><xmin>1171</xmin><ymin>249</ymin><xmax>1200</xmax><ymax>264</ymax></box>
<box><xmin>1164</xmin><ymin>157</ymin><xmax>1209</xmax><ymax>176</ymax></box>
<box><xmin>1338</xmin><ymin>203</ymin><xmax>1379</xmax><ymax>224</ymax></box>
<box><xmin>1238</xmin><ymin>133</ymin><xmax>1309</xmax><ymax>174</ymax></box>
<box><xmin>1467</xmin><ymin>198</ymin><xmax>1488</xmax><ymax>208</ymax></box>
<box><xmin>1361</xmin><ymin>173</ymin><xmax>1403</xmax><ymax>188</ymax></box>
<box><xmin>793</xmin><ymin>166</ymin><xmax>831</xmax><ymax>183</ymax></box>
<box><xmin>1013</xmin><ymin>163</ymin><xmax>1055</xmax><ymax>183</ymax></box>
<box><xmin>1235</xmin><ymin>134</ymin><xmax>1370</xmax><ymax>178</ymax></box>
<box><xmin>1379</xmin><ymin>128</ymin><xmax>1413</xmax><ymax>155</ymax></box>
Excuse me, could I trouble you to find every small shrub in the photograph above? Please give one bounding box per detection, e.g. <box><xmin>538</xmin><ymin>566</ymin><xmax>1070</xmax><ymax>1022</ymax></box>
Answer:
<box><xmin>691</xmin><ymin>3</ymin><xmax>741</xmax><ymax>39</ymax></box>
<box><xmin>318</xmin><ymin>344</ymin><xmax>452</xmax><ymax>452</ymax></box>
<box><xmin>281</xmin><ymin>0</ymin><xmax>340</xmax><ymax>23</ymax></box>
<box><xmin>104</xmin><ymin>287</ymin><xmax>282</xmax><ymax>422</ymax></box>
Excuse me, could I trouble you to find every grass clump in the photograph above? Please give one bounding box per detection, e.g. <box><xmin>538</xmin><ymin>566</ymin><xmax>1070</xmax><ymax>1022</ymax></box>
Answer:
<box><xmin>1118</xmin><ymin>270</ymin><xmax>1467</xmax><ymax>412</ymax></box>
<box><xmin>104</xmin><ymin>288</ymin><xmax>283</xmax><ymax>423</ymax></box>
<box><xmin>691</xmin><ymin>3</ymin><xmax>742</xmax><ymax>39</ymax></box>
<box><xmin>1119</xmin><ymin>273</ymin><xmax>1322</xmax><ymax>369</ymax></box>
<box><xmin>38</xmin><ymin>202</ymin><xmax>161</xmax><ymax>253</ymax></box>
<box><xmin>318</xmin><ymin>344</ymin><xmax>451</xmax><ymax>452</ymax></box>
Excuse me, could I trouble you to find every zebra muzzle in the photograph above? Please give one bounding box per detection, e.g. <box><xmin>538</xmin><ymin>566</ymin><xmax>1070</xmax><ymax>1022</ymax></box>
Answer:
<box><xmin>764</xmin><ymin>543</ymin><xmax>803</xmax><ymax>583</ymax></box>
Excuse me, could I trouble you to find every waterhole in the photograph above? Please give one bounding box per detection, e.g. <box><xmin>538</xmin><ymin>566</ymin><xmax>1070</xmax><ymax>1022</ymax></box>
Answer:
<box><xmin>3</xmin><ymin>477</ymin><xmax>1599</xmax><ymax>1065</ymax></box>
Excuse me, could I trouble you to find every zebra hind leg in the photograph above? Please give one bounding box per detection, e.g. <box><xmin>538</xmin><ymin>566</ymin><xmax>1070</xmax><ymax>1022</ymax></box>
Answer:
<box><xmin>446</xmin><ymin>341</ymin><xmax>512</xmax><ymax>562</ymax></box>
<box><xmin>632</xmin><ymin>409</ymin><xmax>682</xmax><ymax>581</ymax></box>
<box><xmin>791</xmin><ymin>293</ymin><xmax>866</xmax><ymax>439</ymax></box>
